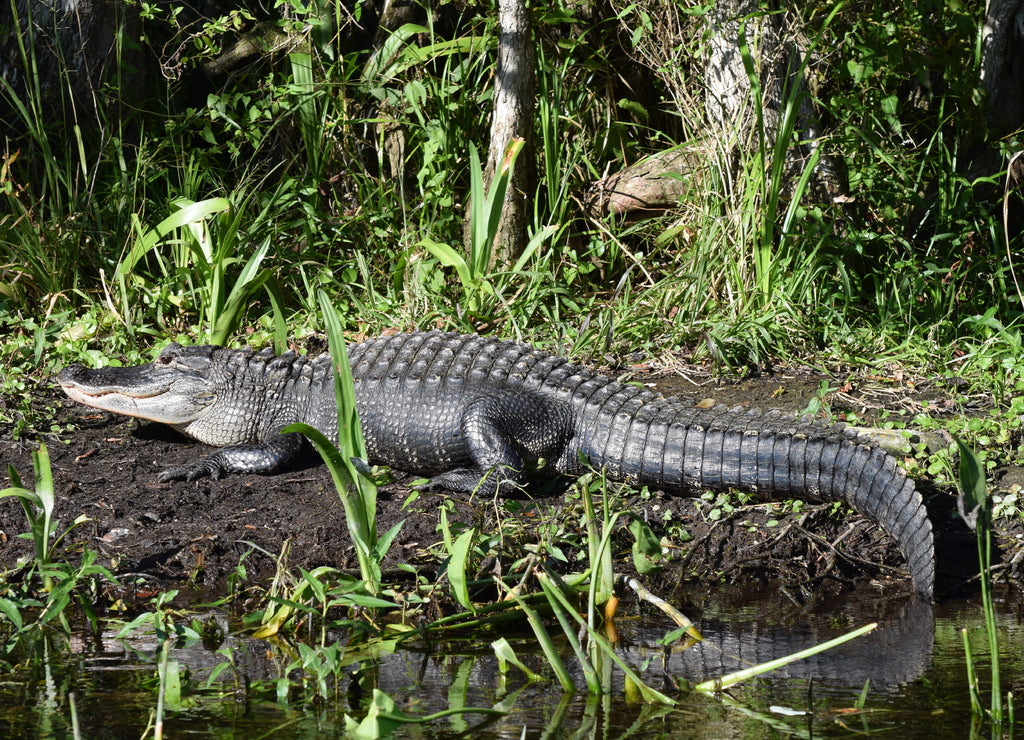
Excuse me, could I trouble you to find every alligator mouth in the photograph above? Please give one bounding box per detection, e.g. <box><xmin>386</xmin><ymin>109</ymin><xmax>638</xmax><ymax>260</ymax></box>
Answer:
<box><xmin>57</xmin><ymin>362</ymin><xmax>178</xmax><ymax>407</ymax></box>
<box><xmin>60</xmin><ymin>386</ymin><xmax>149</xmax><ymax>414</ymax></box>
<box><xmin>60</xmin><ymin>383</ymin><xmax>217</xmax><ymax>426</ymax></box>
<box><xmin>60</xmin><ymin>385</ymin><xmax>170</xmax><ymax>401</ymax></box>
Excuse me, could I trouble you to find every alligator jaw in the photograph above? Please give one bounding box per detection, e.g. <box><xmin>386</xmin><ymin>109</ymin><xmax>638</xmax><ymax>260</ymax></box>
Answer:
<box><xmin>58</xmin><ymin>363</ymin><xmax>215</xmax><ymax>426</ymax></box>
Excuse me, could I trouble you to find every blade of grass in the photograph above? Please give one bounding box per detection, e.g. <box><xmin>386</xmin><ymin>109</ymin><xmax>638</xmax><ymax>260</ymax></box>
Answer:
<box><xmin>956</xmin><ymin>438</ymin><xmax>1003</xmax><ymax>723</ymax></box>
<box><xmin>695</xmin><ymin>622</ymin><xmax>878</xmax><ymax>692</ymax></box>
<box><xmin>536</xmin><ymin>569</ymin><xmax>676</xmax><ymax>704</ymax></box>
<box><xmin>512</xmin><ymin>594</ymin><xmax>575</xmax><ymax>692</ymax></box>
<box><xmin>535</xmin><ymin>571</ymin><xmax>600</xmax><ymax>694</ymax></box>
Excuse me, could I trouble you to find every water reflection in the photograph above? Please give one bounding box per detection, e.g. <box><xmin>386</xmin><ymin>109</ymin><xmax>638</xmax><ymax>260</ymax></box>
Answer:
<box><xmin>0</xmin><ymin>588</ymin><xmax>1015</xmax><ymax>739</ymax></box>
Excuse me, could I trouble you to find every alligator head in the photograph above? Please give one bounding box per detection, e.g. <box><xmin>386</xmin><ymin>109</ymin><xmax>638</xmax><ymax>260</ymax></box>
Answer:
<box><xmin>58</xmin><ymin>343</ymin><xmax>225</xmax><ymax>438</ymax></box>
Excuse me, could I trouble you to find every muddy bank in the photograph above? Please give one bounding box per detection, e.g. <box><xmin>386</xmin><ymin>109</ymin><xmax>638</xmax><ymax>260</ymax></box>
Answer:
<box><xmin>0</xmin><ymin>367</ymin><xmax>1019</xmax><ymax>610</ymax></box>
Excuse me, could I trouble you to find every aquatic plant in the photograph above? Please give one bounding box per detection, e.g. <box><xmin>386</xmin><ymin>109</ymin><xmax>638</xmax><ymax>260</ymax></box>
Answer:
<box><xmin>0</xmin><ymin>444</ymin><xmax>114</xmax><ymax>638</ymax></box>
<box><xmin>284</xmin><ymin>292</ymin><xmax>403</xmax><ymax>595</ymax></box>
<box><xmin>2</xmin><ymin>444</ymin><xmax>61</xmax><ymax>590</ymax></box>
<box><xmin>344</xmin><ymin>688</ymin><xmax>506</xmax><ymax>739</ymax></box>
<box><xmin>956</xmin><ymin>439</ymin><xmax>1015</xmax><ymax>730</ymax></box>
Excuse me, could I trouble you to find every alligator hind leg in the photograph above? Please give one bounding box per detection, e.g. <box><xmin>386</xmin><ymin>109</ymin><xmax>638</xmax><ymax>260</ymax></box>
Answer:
<box><xmin>427</xmin><ymin>391</ymin><xmax>572</xmax><ymax>495</ymax></box>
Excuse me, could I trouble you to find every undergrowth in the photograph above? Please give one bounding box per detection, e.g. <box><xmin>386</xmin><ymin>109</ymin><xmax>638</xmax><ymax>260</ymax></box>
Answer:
<box><xmin>0</xmin><ymin>0</ymin><xmax>1017</xmax><ymax>377</ymax></box>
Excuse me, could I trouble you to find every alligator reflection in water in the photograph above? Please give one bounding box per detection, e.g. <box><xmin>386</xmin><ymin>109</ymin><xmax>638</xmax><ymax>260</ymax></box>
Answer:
<box><xmin>370</xmin><ymin>595</ymin><xmax>935</xmax><ymax>701</ymax></box>
<box><xmin>0</xmin><ymin>594</ymin><xmax>938</xmax><ymax>738</ymax></box>
<box><xmin>644</xmin><ymin>596</ymin><xmax>934</xmax><ymax>688</ymax></box>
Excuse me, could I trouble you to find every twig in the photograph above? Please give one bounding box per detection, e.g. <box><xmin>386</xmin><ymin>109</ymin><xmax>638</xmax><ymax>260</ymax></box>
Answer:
<box><xmin>617</xmin><ymin>574</ymin><xmax>702</xmax><ymax>640</ymax></box>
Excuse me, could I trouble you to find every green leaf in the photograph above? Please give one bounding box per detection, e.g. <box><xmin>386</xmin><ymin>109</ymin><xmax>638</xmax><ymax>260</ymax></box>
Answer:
<box><xmin>376</xmin><ymin>519</ymin><xmax>405</xmax><ymax>561</ymax></box>
<box><xmin>617</xmin><ymin>97</ymin><xmax>648</xmax><ymax>120</ymax></box>
<box><xmin>447</xmin><ymin>528</ymin><xmax>477</xmax><ymax>612</ymax></box>
<box><xmin>628</xmin><ymin>516</ymin><xmax>663</xmax><ymax>574</ymax></box>
<box><xmin>361</xmin><ymin>24</ymin><xmax>431</xmax><ymax>83</ymax></box>
<box><xmin>956</xmin><ymin>437</ymin><xmax>988</xmax><ymax>531</ymax></box>
<box><xmin>299</xmin><ymin>567</ymin><xmax>327</xmax><ymax>603</ymax></box>
<box><xmin>344</xmin><ymin>688</ymin><xmax>505</xmax><ymax>739</ymax></box>
<box><xmin>282</xmin><ymin>292</ymin><xmax>394</xmax><ymax>596</ymax></box>
<box><xmin>31</xmin><ymin>443</ymin><xmax>53</xmax><ymax>520</ymax></box>
<box><xmin>118</xmin><ymin>197</ymin><xmax>230</xmax><ymax>279</ymax></box>
<box><xmin>512</xmin><ymin>224</ymin><xmax>560</xmax><ymax>273</ymax></box>
<box><xmin>329</xmin><ymin>593</ymin><xmax>399</xmax><ymax>609</ymax></box>
<box><xmin>159</xmin><ymin>657</ymin><xmax>183</xmax><ymax>710</ymax></box>
<box><xmin>418</xmin><ymin>238</ymin><xmax>475</xmax><ymax>289</ymax></box>
<box><xmin>536</xmin><ymin>569</ymin><xmax>676</xmax><ymax>704</ymax></box>
<box><xmin>513</xmin><ymin>593</ymin><xmax>576</xmax><ymax>692</ymax></box>
<box><xmin>491</xmin><ymin>637</ymin><xmax>542</xmax><ymax>682</ymax></box>
<box><xmin>0</xmin><ymin>598</ymin><xmax>24</xmax><ymax>629</ymax></box>
<box><xmin>211</xmin><ymin>238</ymin><xmax>272</xmax><ymax>344</ymax></box>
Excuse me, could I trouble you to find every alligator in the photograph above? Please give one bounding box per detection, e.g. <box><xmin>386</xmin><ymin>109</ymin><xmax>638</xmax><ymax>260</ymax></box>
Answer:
<box><xmin>58</xmin><ymin>330</ymin><xmax>935</xmax><ymax>598</ymax></box>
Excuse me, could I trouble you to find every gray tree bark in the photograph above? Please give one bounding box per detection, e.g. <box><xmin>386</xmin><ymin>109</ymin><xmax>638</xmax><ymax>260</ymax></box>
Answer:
<box><xmin>586</xmin><ymin>0</ymin><xmax>846</xmax><ymax>216</ymax></box>
<box><xmin>981</xmin><ymin>0</ymin><xmax>1024</xmax><ymax>134</ymax></box>
<box><xmin>479</xmin><ymin>0</ymin><xmax>535</xmax><ymax>268</ymax></box>
<box><xmin>704</xmin><ymin>0</ymin><xmax>844</xmax><ymax>201</ymax></box>
<box><xmin>0</xmin><ymin>0</ymin><xmax>141</xmax><ymax>134</ymax></box>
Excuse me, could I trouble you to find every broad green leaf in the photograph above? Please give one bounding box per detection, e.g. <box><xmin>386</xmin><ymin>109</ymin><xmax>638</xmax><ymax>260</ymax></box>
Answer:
<box><xmin>447</xmin><ymin>528</ymin><xmax>477</xmax><ymax>612</ymax></box>
<box><xmin>628</xmin><ymin>516</ymin><xmax>663</xmax><ymax>574</ymax></box>
<box><xmin>956</xmin><ymin>438</ymin><xmax>987</xmax><ymax>530</ymax></box>
<box><xmin>491</xmin><ymin>637</ymin><xmax>542</xmax><ymax>682</ymax></box>
<box><xmin>0</xmin><ymin>598</ymin><xmax>23</xmax><ymax>629</ymax></box>
<box><xmin>118</xmin><ymin>197</ymin><xmax>230</xmax><ymax>279</ymax></box>
<box><xmin>251</xmin><ymin>602</ymin><xmax>294</xmax><ymax>639</ymax></box>
<box><xmin>376</xmin><ymin>519</ymin><xmax>405</xmax><ymax>561</ymax></box>
<box><xmin>418</xmin><ymin>238</ymin><xmax>476</xmax><ymax>289</ymax></box>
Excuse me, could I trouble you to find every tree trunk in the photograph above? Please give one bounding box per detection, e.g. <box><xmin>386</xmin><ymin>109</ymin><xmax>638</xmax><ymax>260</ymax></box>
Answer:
<box><xmin>704</xmin><ymin>0</ymin><xmax>844</xmax><ymax>201</ymax></box>
<box><xmin>586</xmin><ymin>0</ymin><xmax>848</xmax><ymax>217</ymax></box>
<box><xmin>0</xmin><ymin>0</ymin><xmax>141</xmax><ymax>135</ymax></box>
<box><xmin>479</xmin><ymin>0</ymin><xmax>535</xmax><ymax>269</ymax></box>
<box><xmin>981</xmin><ymin>0</ymin><xmax>1024</xmax><ymax>134</ymax></box>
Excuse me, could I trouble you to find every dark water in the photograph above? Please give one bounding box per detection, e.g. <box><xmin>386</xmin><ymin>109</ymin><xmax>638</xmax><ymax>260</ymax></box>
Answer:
<box><xmin>1</xmin><ymin>586</ymin><xmax>1020</xmax><ymax>738</ymax></box>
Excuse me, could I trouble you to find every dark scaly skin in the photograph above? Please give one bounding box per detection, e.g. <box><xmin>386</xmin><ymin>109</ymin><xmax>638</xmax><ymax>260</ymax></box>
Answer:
<box><xmin>58</xmin><ymin>331</ymin><xmax>935</xmax><ymax>598</ymax></box>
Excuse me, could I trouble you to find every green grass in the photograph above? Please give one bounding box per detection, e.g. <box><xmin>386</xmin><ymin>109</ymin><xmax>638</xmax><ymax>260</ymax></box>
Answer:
<box><xmin>0</xmin><ymin>0</ymin><xmax>1014</xmax><ymax>378</ymax></box>
<box><xmin>0</xmin><ymin>445</ymin><xmax>118</xmax><ymax>650</ymax></box>
<box><xmin>956</xmin><ymin>440</ymin><xmax>1014</xmax><ymax>730</ymax></box>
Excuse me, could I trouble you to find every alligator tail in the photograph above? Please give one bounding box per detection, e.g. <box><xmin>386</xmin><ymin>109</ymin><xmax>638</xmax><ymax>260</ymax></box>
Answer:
<box><xmin>594</xmin><ymin>406</ymin><xmax>935</xmax><ymax>599</ymax></box>
<box><xmin>745</xmin><ymin>432</ymin><xmax>935</xmax><ymax>600</ymax></box>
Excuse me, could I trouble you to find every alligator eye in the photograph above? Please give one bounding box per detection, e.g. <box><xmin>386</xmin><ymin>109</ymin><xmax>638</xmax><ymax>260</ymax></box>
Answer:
<box><xmin>157</xmin><ymin>355</ymin><xmax>172</xmax><ymax>365</ymax></box>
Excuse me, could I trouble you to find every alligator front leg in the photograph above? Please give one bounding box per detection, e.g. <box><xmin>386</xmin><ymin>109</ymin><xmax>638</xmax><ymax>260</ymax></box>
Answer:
<box><xmin>158</xmin><ymin>432</ymin><xmax>308</xmax><ymax>482</ymax></box>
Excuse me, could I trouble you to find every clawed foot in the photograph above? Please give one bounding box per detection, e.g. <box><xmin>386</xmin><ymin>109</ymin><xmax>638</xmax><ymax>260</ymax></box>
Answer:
<box><xmin>426</xmin><ymin>465</ymin><xmax>524</xmax><ymax>496</ymax></box>
<box><xmin>158</xmin><ymin>458</ymin><xmax>224</xmax><ymax>482</ymax></box>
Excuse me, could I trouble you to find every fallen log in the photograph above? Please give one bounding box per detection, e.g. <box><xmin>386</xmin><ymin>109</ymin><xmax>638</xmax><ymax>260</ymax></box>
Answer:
<box><xmin>582</xmin><ymin>145</ymin><xmax>712</xmax><ymax>217</ymax></box>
